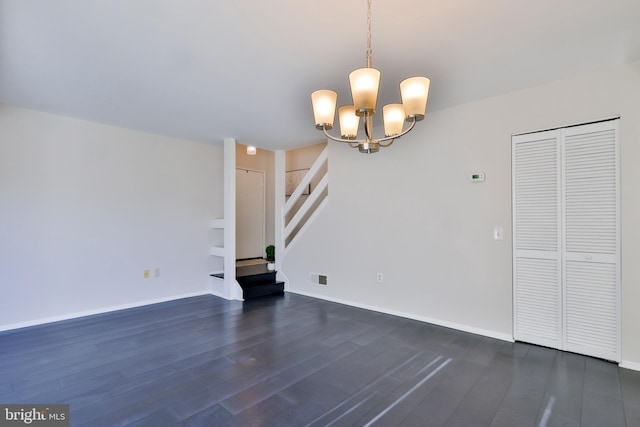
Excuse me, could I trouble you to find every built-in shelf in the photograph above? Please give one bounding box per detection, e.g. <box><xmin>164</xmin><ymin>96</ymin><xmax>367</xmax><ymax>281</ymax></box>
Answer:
<box><xmin>210</xmin><ymin>219</ymin><xmax>225</xmax><ymax>229</ymax></box>
<box><xmin>210</xmin><ymin>271</ymin><xmax>224</xmax><ymax>279</ymax></box>
<box><xmin>210</xmin><ymin>218</ymin><xmax>225</xmax><ymax>259</ymax></box>
<box><xmin>209</xmin><ymin>246</ymin><xmax>225</xmax><ymax>257</ymax></box>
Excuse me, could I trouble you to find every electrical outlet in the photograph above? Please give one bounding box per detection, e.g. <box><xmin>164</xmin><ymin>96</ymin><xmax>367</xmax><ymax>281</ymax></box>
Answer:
<box><xmin>376</xmin><ymin>272</ymin><xmax>383</xmax><ymax>283</ymax></box>
<box><xmin>154</xmin><ymin>268</ymin><xmax>160</xmax><ymax>277</ymax></box>
<box><xmin>143</xmin><ymin>269</ymin><xmax>150</xmax><ymax>279</ymax></box>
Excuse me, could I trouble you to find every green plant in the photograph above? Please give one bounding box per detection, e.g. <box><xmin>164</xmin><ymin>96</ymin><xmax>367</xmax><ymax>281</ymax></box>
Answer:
<box><xmin>265</xmin><ymin>245</ymin><xmax>275</xmax><ymax>261</ymax></box>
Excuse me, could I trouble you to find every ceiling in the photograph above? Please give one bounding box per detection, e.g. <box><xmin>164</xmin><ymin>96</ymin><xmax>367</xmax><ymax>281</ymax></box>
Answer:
<box><xmin>1</xmin><ymin>0</ymin><xmax>639</xmax><ymax>151</ymax></box>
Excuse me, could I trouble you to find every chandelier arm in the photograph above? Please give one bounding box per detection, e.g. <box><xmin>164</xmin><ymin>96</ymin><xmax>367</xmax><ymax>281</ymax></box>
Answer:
<box><xmin>374</xmin><ymin>117</ymin><xmax>417</xmax><ymax>145</ymax></box>
<box><xmin>322</xmin><ymin>126</ymin><xmax>365</xmax><ymax>145</ymax></box>
<box><xmin>349</xmin><ymin>142</ymin><xmax>360</xmax><ymax>148</ymax></box>
<box><xmin>378</xmin><ymin>139</ymin><xmax>395</xmax><ymax>148</ymax></box>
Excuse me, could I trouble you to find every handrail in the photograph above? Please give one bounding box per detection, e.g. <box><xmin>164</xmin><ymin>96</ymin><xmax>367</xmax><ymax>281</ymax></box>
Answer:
<box><xmin>284</xmin><ymin>146</ymin><xmax>328</xmax><ymax>217</ymax></box>
<box><xmin>284</xmin><ymin>173</ymin><xmax>328</xmax><ymax>241</ymax></box>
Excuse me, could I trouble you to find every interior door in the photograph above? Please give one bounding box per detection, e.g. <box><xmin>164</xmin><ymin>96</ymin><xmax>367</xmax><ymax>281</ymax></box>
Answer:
<box><xmin>562</xmin><ymin>122</ymin><xmax>620</xmax><ymax>361</ymax></box>
<box><xmin>236</xmin><ymin>168</ymin><xmax>265</xmax><ymax>260</ymax></box>
<box><xmin>512</xmin><ymin>130</ymin><xmax>562</xmax><ymax>349</ymax></box>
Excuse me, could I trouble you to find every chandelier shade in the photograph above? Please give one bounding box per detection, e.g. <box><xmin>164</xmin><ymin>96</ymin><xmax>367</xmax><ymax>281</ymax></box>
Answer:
<box><xmin>400</xmin><ymin>77</ymin><xmax>430</xmax><ymax>120</ymax></box>
<box><xmin>349</xmin><ymin>67</ymin><xmax>381</xmax><ymax>115</ymax></box>
<box><xmin>383</xmin><ymin>104</ymin><xmax>405</xmax><ymax>137</ymax></box>
<box><xmin>310</xmin><ymin>0</ymin><xmax>430</xmax><ymax>154</ymax></box>
<box><xmin>339</xmin><ymin>106</ymin><xmax>359</xmax><ymax>139</ymax></box>
<box><xmin>311</xmin><ymin>90</ymin><xmax>337</xmax><ymax>129</ymax></box>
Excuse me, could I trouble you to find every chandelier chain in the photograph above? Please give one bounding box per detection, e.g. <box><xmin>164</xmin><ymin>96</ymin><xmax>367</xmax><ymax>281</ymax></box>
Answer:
<box><xmin>366</xmin><ymin>0</ymin><xmax>372</xmax><ymax>68</ymax></box>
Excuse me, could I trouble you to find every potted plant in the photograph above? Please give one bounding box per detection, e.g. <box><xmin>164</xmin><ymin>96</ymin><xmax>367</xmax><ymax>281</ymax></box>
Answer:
<box><xmin>265</xmin><ymin>245</ymin><xmax>276</xmax><ymax>270</ymax></box>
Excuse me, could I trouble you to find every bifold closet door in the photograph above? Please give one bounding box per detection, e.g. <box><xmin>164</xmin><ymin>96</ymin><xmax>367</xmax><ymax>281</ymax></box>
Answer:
<box><xmin>512</xmin><ymin>130</ymin><xmax>562</xmax><ymax>349</ymax></box>
<box><xmin>513</xmin><ymin>120</ymin><xmax>620</xmax><ymax>362</ymax></box>
<box><xmin>562</xmin><ymin>122</ymin><xmax>620</xmax><ymax>361</ymax></box>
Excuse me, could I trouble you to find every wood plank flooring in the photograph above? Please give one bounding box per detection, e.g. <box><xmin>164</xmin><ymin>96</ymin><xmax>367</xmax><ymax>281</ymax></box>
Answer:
<box><xmin>0</xmin><ymin>294</ymin><xmax>639</xmax><ymax>426</ymax></box>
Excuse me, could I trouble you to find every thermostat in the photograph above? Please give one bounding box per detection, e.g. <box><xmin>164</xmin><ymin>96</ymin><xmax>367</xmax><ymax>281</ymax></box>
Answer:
<box><xmin>469</xmin><ymin>172</ymin><xmax>485</xmax><ymax>182</ymax></box>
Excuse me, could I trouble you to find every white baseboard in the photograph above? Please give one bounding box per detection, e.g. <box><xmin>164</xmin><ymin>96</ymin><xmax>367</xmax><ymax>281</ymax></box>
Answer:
<box><xmin>277</xmin><ymin>270</ymin><xmax>290</xmax><ymax>291</ymax></box>
<box><xmin>620</xmin><ymin>360</ymin><xmax>640</xmax><ymax>372</ymax></box>
<box><xmin>209</xmin><ymin>289</ymin><xmax>227</xmax><ymax>299</ymax></box>
<box><xmin>209</xmin><ymin>289</ymin><xmax>244</xmax><ymax>301</ymax></box>
<box><xmin>287</xmin><ymin>289</ymin><xmax>514</xmax><ymax>343</ymax></box>
<box><xmin>0</xmin><ymin>291</ymin><xmax>212</xmax><ymax>333</ymax></box>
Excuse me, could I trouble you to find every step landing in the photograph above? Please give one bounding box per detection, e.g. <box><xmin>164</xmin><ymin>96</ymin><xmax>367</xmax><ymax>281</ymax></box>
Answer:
<box><xmin>210</xmin><ymin>263</ymin><xmax>284</xmax><ymax>299</ymax></box>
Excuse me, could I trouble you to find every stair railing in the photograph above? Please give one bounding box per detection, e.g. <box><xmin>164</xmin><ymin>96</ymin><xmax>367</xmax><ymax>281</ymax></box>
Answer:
<box><xmin>282</xmin><ymin>145</ymin><xmax>328</xmax><ymax>252</ymax></box>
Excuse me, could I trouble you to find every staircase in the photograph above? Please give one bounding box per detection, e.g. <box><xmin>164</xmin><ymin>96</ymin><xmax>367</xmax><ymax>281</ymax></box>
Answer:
<box><xmin>281</xmin><ymin>144</ymin><xmax>328</xmax><ymax>250</ymax></box>
<box><xmin>211</xmin><ymin>263</ymin><xmax>284</xmax><ymax>299</ymax></box>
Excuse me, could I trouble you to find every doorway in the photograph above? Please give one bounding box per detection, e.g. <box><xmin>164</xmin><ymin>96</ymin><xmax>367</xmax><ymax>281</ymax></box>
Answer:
<box><xmin>236</xmin><ymin>168</ymin><xmax>265</xmax><ymax>260</ymax></box>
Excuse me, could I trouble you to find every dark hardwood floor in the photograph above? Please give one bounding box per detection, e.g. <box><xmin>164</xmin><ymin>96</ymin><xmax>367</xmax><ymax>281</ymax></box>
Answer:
<box><xmin>0</xmin><ymin>294</ymin><xmax>639</xmax><ymax>426</ymax></box>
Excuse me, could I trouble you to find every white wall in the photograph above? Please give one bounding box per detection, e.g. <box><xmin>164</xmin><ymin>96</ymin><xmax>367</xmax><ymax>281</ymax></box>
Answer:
<box><xmin>282</xmin><ymin>61</ymin><xmax>640</xmax><ymax>367</ymax></box>
<box><xmin>0</xmin><ymin>104</ymin><xmax>224</xmax><ymax>329</ymax></box>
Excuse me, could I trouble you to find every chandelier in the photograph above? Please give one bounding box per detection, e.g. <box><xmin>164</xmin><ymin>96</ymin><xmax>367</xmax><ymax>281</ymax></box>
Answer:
<box><xmin>311</xmin><ymin>0</ymin><xmax>430</xmax><ymax>154</ymax></box>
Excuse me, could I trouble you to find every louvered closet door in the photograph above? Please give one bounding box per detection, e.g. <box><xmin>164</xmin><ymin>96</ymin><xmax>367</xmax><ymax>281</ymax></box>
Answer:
<box><xmin>512</xmin><ymin>130</ymin><xmax>562</xmax><ymax>349</ymax></box>
<box><xmin>562</xmin><ymin>121</ymin><xmax>620</xmax><ymax>361</ymax></box>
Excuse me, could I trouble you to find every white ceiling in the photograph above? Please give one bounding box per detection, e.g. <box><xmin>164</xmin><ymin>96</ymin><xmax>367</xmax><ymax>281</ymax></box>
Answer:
<box><xmin>1</xmin><ymin>0</ymin><xmax>639</xmax><ymax>150</ymax></box>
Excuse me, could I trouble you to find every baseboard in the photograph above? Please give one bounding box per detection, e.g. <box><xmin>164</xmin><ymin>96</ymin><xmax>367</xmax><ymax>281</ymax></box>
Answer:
<box><xmin>619</xmin><ymin>360</ymin><xmax>640</xmax><ymax>372</ymax></box>
<box><xmin>0</xmin><ymin>291</ymin><xmax>212</xmax><ymax>333</ymax></box>
<box><xmin>209</xmin><ymin>289</ymin><xmax>227</xmax><ymax>299</ymax></box>
<box><xmin>277</xmin><ymin>270</ymin><xmax>290</xmax><ymax>291</ymax></box>
<box><xmin>287</xmin><ymin>289</ymin><xmax>514</xmax><ymax>343</ymax></box>
<box><xmin>209</xmin><ymin>289</ymin><xmax>244</xmax><ymax>301</ymax></box>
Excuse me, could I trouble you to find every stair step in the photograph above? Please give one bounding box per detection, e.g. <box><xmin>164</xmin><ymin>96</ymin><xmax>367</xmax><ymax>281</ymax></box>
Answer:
<box><xmin>209</xmin><ymin>264</ymin><xmax>275</xmax><ymax>283</ymax></box>
<box><xmin>236</xmin><ymin>264</ymin><xmax>276</xmax><ymax>287</ymax></box>
<box><xmin>210</xmin><ymin>263</ymin><xmax>280</xmax><ymax>296</ymax></box>
<box><xmin>243</xmin><ymin>282</ymin><xmax>285</xmax><ymax>299</ymax></box>
<box><xmin>236</xmin><ymin>263</ymin><xmax>272</xmax><ymax>277</ymax></box>
<box><xmin>238</xmin><ymin>273</ymin><xmax>276</xmax><ymax>287</ymax></box>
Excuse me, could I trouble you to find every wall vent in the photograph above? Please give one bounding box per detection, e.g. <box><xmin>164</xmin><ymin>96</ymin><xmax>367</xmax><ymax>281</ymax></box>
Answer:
<box><xmin>310</xmin><ymin>273</ymin><xmax>328</xmax><ymax>285</ymax></box>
